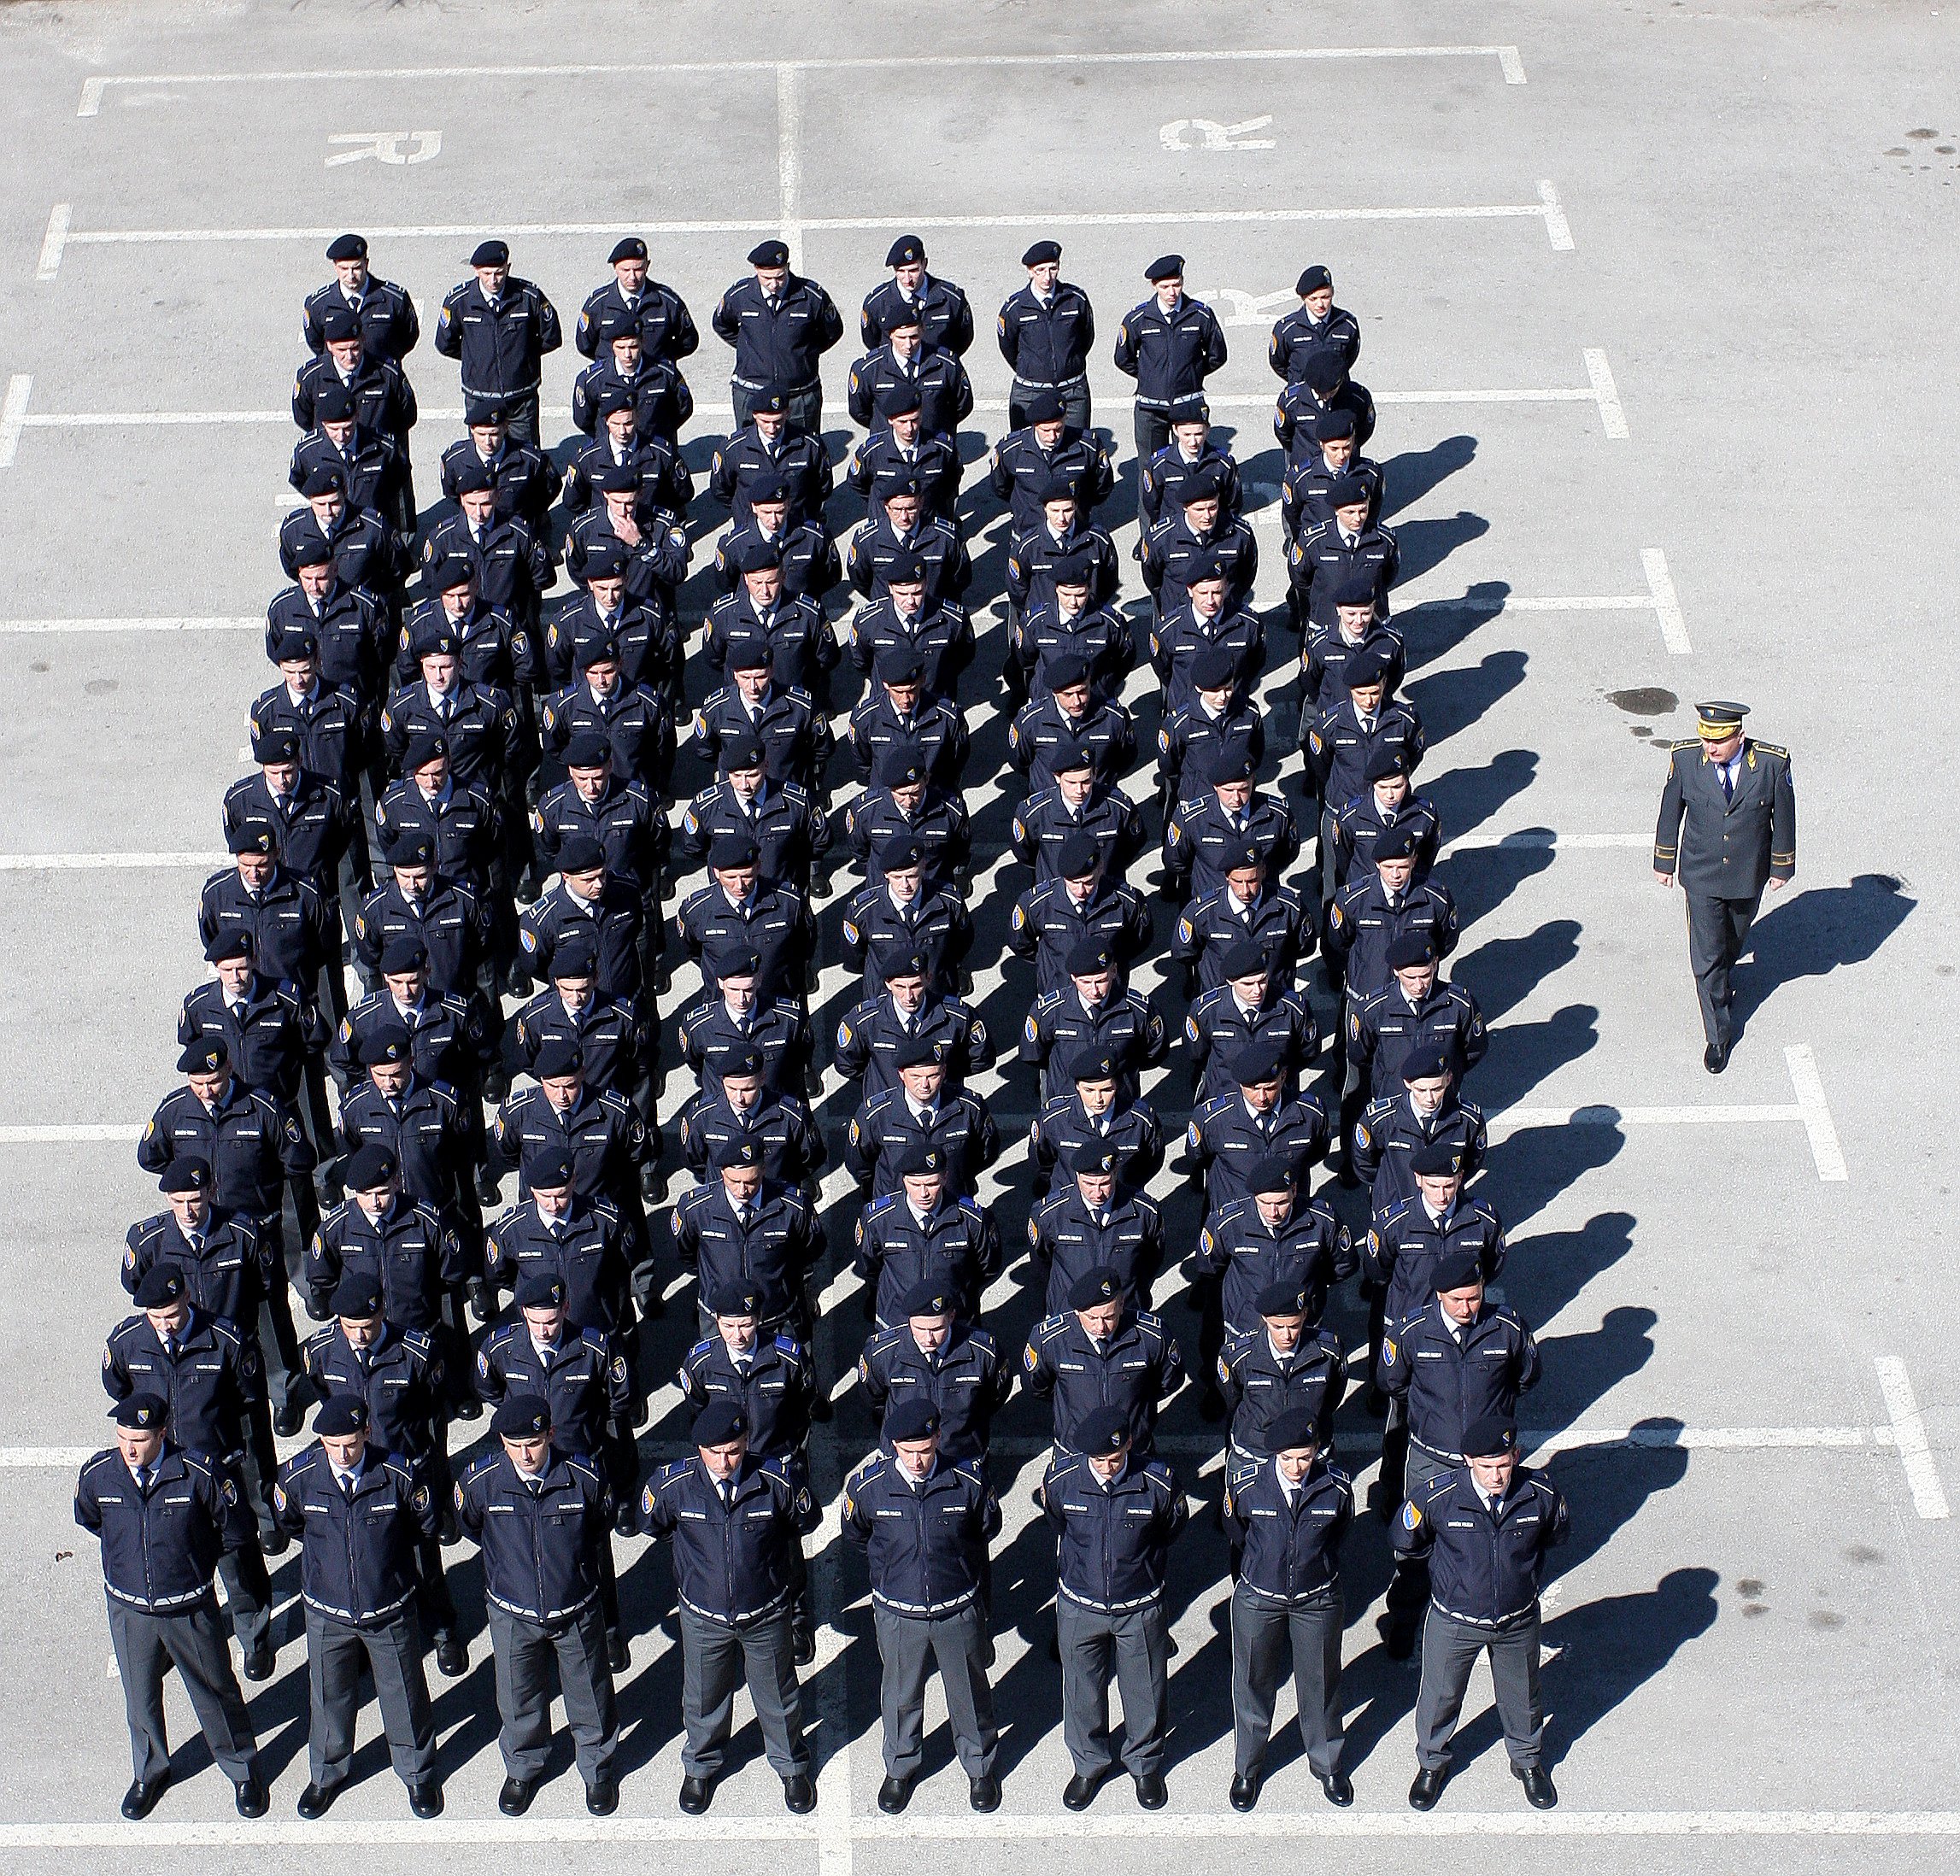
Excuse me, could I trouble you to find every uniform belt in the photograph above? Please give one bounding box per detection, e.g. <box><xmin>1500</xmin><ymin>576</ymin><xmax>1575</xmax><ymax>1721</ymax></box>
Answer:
<box><xmin>305</xmin><ymin>1592</ymin><xmax>415</xmax><ymax>1627</ymax></box>
<box><xmin>871</xmin><ymin>1586</ymin><xmax>979</xmax><ymax>1620</ymax></box>
<box><xmin>732</xmin><ymin>375</ymin><xmax>818</xmax><ymax>396</ymax></box>
<box><xmin>1012</xmin><ymin>372</ymin><xmax>1089</xmax><ymax>391</ymax></box>
<box><xmin>1411</xmin><ymin>1435</ymin><xmax>1465</xmax><ymax>1464</ymax></box>
<box><xmin>461</xmin><ymin>377</ymin><xmax>541</xmax><ymax>399</ymax></box>
<box><xmin>1236</xmin><ymin>1577</ymin><xmax>1339</xmax><ymax>1609</ymax></box>
<box><xmin>106</xmin><ymin>1583</ymin><xmax>215</xmax><ymax>1616</ymax></box>
<box><xmin>680</xmin><ymin>1590</ymin><xmax>789</xmax><ymax>1627</ymax></box>
<box><xmin>1429</xmin><ymin>1595</ymin><xmax>1539</xmax><ymax>1632</ymax></box>
<box><xmin>1059</xmin><ymin>1584</ymin><xmax>1162</xmax><ymax>1617</ymax></box>
<box><xmin>487</xmin><ymin>1587</ymin><xmax>598</xmax><ymax>1625</ymax></box>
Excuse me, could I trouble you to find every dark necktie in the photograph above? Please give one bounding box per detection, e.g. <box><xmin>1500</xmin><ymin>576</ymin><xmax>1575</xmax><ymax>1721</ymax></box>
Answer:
<box><xmin>1718</xmin><ymin>764</ymin><xmax>1734</xmax><ymax>802</ymax></box>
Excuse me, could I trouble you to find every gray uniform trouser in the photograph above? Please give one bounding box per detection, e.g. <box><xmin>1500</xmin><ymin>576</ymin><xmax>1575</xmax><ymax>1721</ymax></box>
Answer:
<box><xmin>1414</xmin><ymin>1605</ymin><xmax>1544</xmax><ymax>1771</ymax></box>
<box><xmin>303</xmin><ymin>1602</ymin><xmax>437</xmax><ymax>1791</ymax></box>
<box><xmin>488</xmin><ymin>1600</ymin><xmax>619</xmax><ymax>1784</ymax></box>
<box><xmin>108</xmin><ymin>1595</ymin><xmax>258</xmax><ymax>1785</ymax></box>
<box><xmin>1229</xmin><ymin>1582</ymin><xmax>1344</xmax><ymax>1778</ymax></box>
<box><xmin>1056</xmin><ymin>1594</ymin><xmax>1169</xmax><ymax>1779</ymax></box>
<box><xmin>1685</xmin><ymin>891</ymin><xmax>1760</xmax><ymax>1049</ymax></box>
<box><xmin>679</xmin><ymin>1602</ymin><xmax>810</xmax><ymax>1779</ymax></box>
<box><xmin>872</xmin><ymin>1599</ymin><xmax>997</xmax><ymax>1779</ymax></box>
<box><xmin>732</xmin><ymin>383</ymin><xmax>823</xmax><ymax>439</ymax></box>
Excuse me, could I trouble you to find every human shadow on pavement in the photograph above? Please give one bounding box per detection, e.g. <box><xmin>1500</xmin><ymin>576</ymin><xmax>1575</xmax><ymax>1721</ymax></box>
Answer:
<box><xmin>1733</xmin><ymin>873</ymin><xmax>1916</xmax><ymax>1033</ymax></box>
<box><xmin>1452</xmin><ymin>919</ymin><xmax>1582</xmax><ymax>1025</ymax></box>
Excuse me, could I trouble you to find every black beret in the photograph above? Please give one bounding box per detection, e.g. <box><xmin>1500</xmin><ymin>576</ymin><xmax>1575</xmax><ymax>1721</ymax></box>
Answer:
<box><xmin>1025</xmin><ymin>390</ymin><xmax>1066</xmax><ymax>424</ymax></box>
<box><xmin>469</xmin><ymin>239</ymin><xmax>510</xmax><ymax>267</ymax></box>
<box><xmin>1304</xmin><ymin>352</ymin><xmax>1347</xmax><ymax>393</ymax></box>
<box><xmin>449</xmin><ymin>457</ymin><xmax>496</xmax><ymax>496</ymax></box>
<box><xmin>514</xmin><ymin>1273</ymin><xmax>568</xmax><ymax>1310</ymax></box>
<box><xmin>1219</xmin><ymin>937</ymin><xmax>1270</xmax><ymax>981</ymax></box>
<box><xmin>1325</xmin><ymin>473</ymin><xmax>1370</xmax><ymax>510</ymax></box>
<box><xmin>1181</xmin><ymin>462</ymin><xmax>1227</xmax><ymax>505</ymax></box>
<box><xmin>1068</xmin><ymin>1143</ymin><xmax>1123</xmax><ymax>1178</ymax></box>
<box><xmin>692</xmin><ymin>1400</ymin><xmax>748</xmax><ymax>1445</ymax></box>
<box><xmin>493</xmin><ymin>1394</ymin><xmax>552</xmax><ymax>1439</ymax></box>
<box><xmin>430</xmin><ymin>554</ymin><xmax>475</xmax><ymax>591</ymax></box>
<box><xmin>1049</xmin><ymin>550</ymin><xmax>1095</xmax><ymax>587</ymax></box>
<box><xmin>1245</xmin><ymin>1155</ymin><xmax>1297</xmax><ymax>1197</ymax></box>
<box><xmin>288</xmin><ymin>528</ymin><xmax>334</xmax><ymax>569</ymax></box>
<box><xmin>1313</xmin><ymin>407</ymin><xmax>1359</xmax><ymax>443</ymax></box>
<box><xmin>1296</xmin><ymin>264</ymin><xmax>1333</xmax><ymax>296</ymax></box>
<box><xmin>725</xmin><ymin>634</ymin><xmax>776</xmax><ymax>671</ymax></box>
<box><xmin>465</xmin><ymin>396</ymin><xmax>513</xmax><ymax>426</ymax></box>
<box><xmin>1385</xmin><ymin>933</ymin><xmax>1436</xmax><ymax>970</ymax></box>
<box><xmin>895</xmin><ymin>1142</ymin><xmax>948</xmax><ymax>1178</ymax></box>
<box><xmin>330</xmin><ymin>1275</ymin><xmax>386</xmax><ymax>1318</ymax></box>
<box><xmin>549</xmin><ymin>935</ymin><xmax>598</xmax><ymax>978</ymax></box>
<box><xmin>1046</xmin><ymin>653</ymin><xmax>1091</xmax><ymax>690</ymax></box>
<box><xmin>133</xmin><ymin>1264</ymin><xmax>186</xmax><ymax>1308</ymax></box>
<box><xmin>1065</xmin><ymin>938</ymin><xmax>1116</xmax><ymax>977</ymax></box>
<box><xmin>1068</xmin><ymin>1267</ymin><xmax>1124</xmax><ymax>1310</ymax></box>
<box><xmin>316</xmin><ymin>303</ymin><xmax>361</xmax><ymax>343</ymax></box>
<box><xmin>884</xmin><ymin>550</ymin><xmax>927</xmax><ymax>583</ymax></box>
<box><xmin>880</xmin><ymin>945</ymin><xmax>931</xmax><ymax>982</ymax></box>
<box><xmin>1189</xmin><ymin>646</ymin><xmax>1241</xmax><ymax>692</ymax></box>
<box><xmin>747</xmin><ymin>472</ymin><xmax>789</xmax><ymax>504</ymax></box>
<box><xmin>707</xmin><ymin>832</ymin><xmax>760</xmax><ymax>870</ymax></box>
<box><xmin>1401</xmin><ymin>1043</ymin><xmax>1452</xmax><ymax>1082</ymax></box>
<box><xmin>326</xmin><ymin>233</ymin><xmax>368</xmax><ymax>262</ymax></box>
<box><xmin>203</xmin><ymin>929</ymin><xmax>254</xmax><ymax>964</ymax></box>
<box><xmin>532</xmin><ymin>1038</ymin><xmax>584</xmax><ymax>1080</ymax></box>
<box><xmin>594</xmin><ymin>385</ymin><xmax>637</xmax><ymax>419</ymax></box>
<box><xmin>1265</xmin><ymin>1406</ymin><xmax>1322</xmax><ymax>1454</ymax></box>
<box><xmin>1055</xmin><ymin>829</ymin><xmax>1101</xmax><ymax>879</ymax></box>
<box><xmin>314</xmin><ymin>1394</ymin><xmax>370</xmax><ymax>1436</ymax></box>
<box><xmin>882</xmin><ymin>300</ymin><xmax>924</xmax><ymax>331</ymax></box>
<box><xmin>1408</xmin><ymin>1136</ymin><xmax>1467</xmax><ymax>1178</ymax></box>
<box><xmin>273</xmin><ymin>626</ymin><xmax>320</xmax><ymax>660</ymax></box>
<box><xmin>901</xmin><ymin>1280</ymin><xmax>957</xmax><ymax>1319</ymax></box>
<box><xmin>298</xmin><ymin>465</ymin><xmax>346</xmax><ymax>500</ymax></box>
<box><xmin>708</xmin><ymin>1279</ymin><xmax>766</xmax><ymax>1317</ymax></box>
<box><xmin>1208</xmin><ymin>746</ymin><xmax>1257</xmax><ymax>786</ymax></box>
<box><xmin>608</xmin><ymin>237</ymin><xmax>648</xmax><ymax>264</ymax></box>
<box><xmin>312</xmin><ymin>384</ymin><xmax>356</xmax><ymax>423</ymax></box>
<box><xmin>750</xmin><ymin>386</ymin><xmax>789</xmax><ymax>416</ymax></box>
<box><xmin>1333</xmin><ymin>568</ymin><xmax>1379</xmax><ymax>608</ymax></box>
<box><xmin>1166</xmin><ymin>394</ymin><xmax>1210</xmax><ymax>425</ymax></box>
<box><xmin>877</xmin><ymin>383</ymin><xmax>925</xmax><ymax>417</ymax></box>
<box><xmin>562</xmin><ymin>730</ymin><xmax>613</xmax><ymax>770</ymax></box>
<box><xmin>580</xmin><ymin>543</ymin><xmax>630</xmax><ymax>584</ymax></box>
<box><xmin>111</xmin><ymin>1392</ymin><xmax>169</xmax><ymax>1430</ymax></box>
<box><xmin>710</xmin><ymin>945</ymin><xmax>761</xmax><ymax>979</ymax></box>
<box><xmin>1255</xmin><ymin>1280</ymin><xmax>1312</xmax><ymax>1320</ymax></box>
<box><xmin>575</xmin><ymin>636</ymin><xmax>622</xmax><ymax>672</ymax></box>
<box><xmin>747</xmin><ymin>239</ymin><xmax>790</xmax><ymax>268</ymax></box>
<box><xmin>1022</xmin><ymin>240</ymin><xmax>1062</xmax><ymax>267</ymax></box>
<box><xmin>1232</xmin><ymin>1038</ymin><xmax>1287</xmax><ymax>1083</ymax></box>
<box><xmin>877</xmin><ymin>833</ymin><xmax>924</xmax><ymax>871</ymax></box>
<box><xmin>1462</xmin><ymin>1415</ymin><xmax>1517</xmax><ymax>1459</ymax></box>
<box><xmin>729</xmin><ymin>538</ymin><xmax>783</xmax><ymax>575</ymax></box>
<box><xmin>361</xmin><ymin>1025</ymin><xmax>413</xmax><ymax>1068</ymax></box>
<box><xmin>1069</xmin><ymin>1047</ymin><xmax>1120</xmax><ymax>1084</ymax></box>
<box><xmin>1343</xmin><ymin>645</ymin><xmax>1391</xmax><ymax>690</ymax></box>
<box><xmin>1364</xmin><ymin>747</ymin><xmax>1410</xmax><ymax>784</ymax></box>
<box><xmin>886</xmin><ymin>1398</ymin><xmax>942</xmax><ymax>1442</ymax></box>
<box><xmin>377</xmin><ymin>935</ymin><xmax>428</xmax><ymax>975</ymax></box>
<box><xmin>528</xmin><ymin>1152</ymin><xmax>578</xmax><ymax>1188</ymax></box>
<box><xmin>1076</xmin><ymin>1404</ymin><xmax>1132</xmax><ymax>1457</ymax></box>
<box><xmin>402</xmin><ymin>731</ymin><xmax>449</xmax><ymax>772</ymax></box>
<box><xmin>177</xmin><ymin>1038</ymin><xmax>229</xmax><ymax>1076</ymax></box>
<box><xmin>157</xmin><ymin>1157</ymin><xmax>212</xmax><ymax>1194</ymax></box>
<box><xmin>344</xmin><ymin>1144</ymin><xmax>399</xmax><ymax>1189</ymax></box>
<box><xmin>719</xmin><ymin>733</ymin><xmax>767</xmax><ymax>772</ymax></box>
<box><xmin>555</xmin><ymin>833</ymin><xmax>606</xmax><ymax>874</ymax></box>
<box><xmin>1432</xmin><ymin>1249</ymin><xmax>1485</xmax><ymax>1293</ymax></box>
<box><xmin>885</xmin><ymin>235</ymin><xmax>927</xmax><ymax>267</ymax></box>
<box><xmin>877</xmin><ymin>747</ymin><xmax>928</xmax><ymax>789</ymax></box>
<box><xmin>723</xmin><ymin>1044</ymin><xmax>765</xmax><ymax>1080</ymax></box>
<box><xmin>1142</xmin><ymin>254</ymin><xmax>1185</xmax><ymax>281</ymax></box>
<box><xmin>713</xmin><ymin>1135</ymin><xmax>764</xmax><ymax>1170</ymax></box>
<box><xmin>876</xmin><ymin>648</ymin><xmax>926</xmax><ymax>686</ymax></box>
<box><xmin>1049</xmin><ymin>739</ymin><xmax>1094</xmax><ymax>777</ymax></box>
<box><xmin>1373</xmin><ymin>823</ymin><xmax>1419</xmax><ymax>863</ymax></box>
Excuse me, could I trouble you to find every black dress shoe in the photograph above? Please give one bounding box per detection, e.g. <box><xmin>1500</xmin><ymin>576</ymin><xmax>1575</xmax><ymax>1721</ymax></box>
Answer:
<box><xmin>1134</xmin><ymin>1773</ymin><xmax>1167</xmax><ymax>1809</ymax></box>
<box><xmin>783</xmin><ymin>1773</ymin><xmax>817</xmax><ymax>1814</ymax></box>
<box><xmin>1320</xmin><ymin>1770</ymin><xmax>1353</xmax><ymax>1806</ymax></box>
<box><xmin>1062</xmin><ymin>1770</ymin><xmax>1106</xmax><ymax>1810</ymax></box>
<box><xmin>678</xmin><ymin>1774</ymin><xmax>713</xmax><ymax>1814</ymax></box>
<box><xmin>1376</xmin><ymin>1613</ymin><xmax>1415</xmax><ymax>1661</ymax></box>
<box><xmin>1229</xmin><ymin>1771</ymin><xmax>1260</xmax><ymax>1812</ymax></box>
<box><xmin>969</xmin><ymin>1773</ymin><xmax>1001</xmax><ymax>1813</ymax></box>
<box><xmin>408</xmin><ymin>1781</ymin><xmax>443</xmax><ymax>1819</ymax></box>
<box><xmin>259</xmin><ymin>1527</ymin><xmax>290</xmax><ymax>1556</ymax></box>
<box><xmin>273</xmin><ymin>1400</ymin><xmax>306</xmax><ymax>1439</ymax></box>
<box><xmin>585</xmin><ymin>1776</ymin><xmax>619</xmax><ymax>1816</ymax></box>
<box><xmin>121</xmin><ymin>1773</ymin><xmax>171</xmax><ymax>1820</ymax></box>
<box><xmin>1705</xmin><ymin>1041</ymin><xmax>1729</xmax><ymax>1075</ymax></box>
<box><xmin>498</xmin><ymin>1777</ymin><xmax>536</xmax><ymax>1817</ymax></box>
<box><xmin>242</xmin><ymin>1644</ymin><xmax>275</xmax><ymax>1682</ymax></box>
<box><xmin>1409</xmin><ymin>1766</ymin><xmax>1447</xmax><ymax>1810</ymax></box>
<box><xmin>435</xmin><ymin>1634</ymin><xmax>468</xmax><ymax>1678</ymax></box>
<box><xmin>1515</xmin><ymin>1764</ymin><xmax>1558</xmax><ymax>1809</ymax></box>
<box><xmin>792</xmin><ymin>1623</ymin><xmax>816</xmax><ymax>1667</ymax></box>
<box><xmin>877</xmin><ymin>1774</ymin><xmax>913</xmax><ymax>1814</ymax></box>
<box><xmin>234</xmin><ymin>1773</ymin><xmax>268</xmax><ymax>1819</ymax></box>
<box><xmin>451</xmin><ymin>1398</ymin><xmax>483</xmax><ymax>1422</ymax></box>
<box><xmin>607</xmin><ymin>1630</ymin><xmax>631</xmax><ymax>1673</ymax></box>
<box><xmin>296</xmin><ymin>1781</ymin><xmax>337</xmax><ymax>1820</ymax></box>
<box><xmin>613</xmin><ymin>1504</ymin><xmax>637</xmax><ymax>1538</ymax></box>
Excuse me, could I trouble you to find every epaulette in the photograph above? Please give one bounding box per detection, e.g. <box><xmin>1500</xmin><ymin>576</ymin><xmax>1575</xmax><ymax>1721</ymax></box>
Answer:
<box><xmin>578</xmin><ymin>1327</ymin><xmax>610</xmax><ymax>1353</ymax></box>
<box><xmin>759</xmin><ymin>1453</ymin><xmax>795</xmax><ymax>1488</ymax></box>
<box><xmin>1141</xmin><ymin>1458</ymin><xmax>1177</xmax><ymax>1490</ymax></box>
<box><xmin>402</xmin><ymin>1328</ymin><xmax>437</xmax><ymax>1358</ymax></box>
<box><xmin>846</xmin><ymin>1448</ymin><xmax>889</xmax><ymax>1490</ymax></box>
<box><xmin>866</xmin><ymin>1193</ymin><xmax>899</xmax><ymax>1217</ymax></box>
<box><xmin>380</xmin><ymin>1452</ymin><xmax>416</xmax><ymax>1486</ymax></box>
<box><xmin>772</xmin><ymin>1333</ymin><xmax>807</xmax><ymax>1362</ymax></box>
<box><xmin>786</xmin><ymin>685</ymin><xmax>817</xmax><ymax>707</ymax></box>
<box><xmin>956</xmin><ymin>1196</ymin><xmax>984</xmax><ymax>1221</ymax></box>
<box><xmin>1197</xmin><ymin>1093</ymin><xmax>1234</xmax><ymax>1119</ymax></box>
<box><xmin>561</xmin><ymin>1452</ymin><xmax>604</xmax><ymax>1486</ymax></box>
<box><xmin>1752</xmin><ymin>741</ymin><xmax>1789</xmax><ymax>760</ymax></box>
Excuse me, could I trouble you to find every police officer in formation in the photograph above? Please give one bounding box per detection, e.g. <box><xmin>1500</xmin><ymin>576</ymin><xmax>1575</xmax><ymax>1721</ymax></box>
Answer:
<box><xmin>78</xmin><ymin>222</ymin><xmax>1611</xmax><ymax>1821</ymax></box>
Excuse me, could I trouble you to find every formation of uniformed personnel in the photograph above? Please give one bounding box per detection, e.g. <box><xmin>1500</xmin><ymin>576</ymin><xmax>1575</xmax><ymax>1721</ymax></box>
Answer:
<box><xmin>1653</xmin><ymin>700</ymin><xmax>1796</xmax><ymax>1070</ymax></box>
<box><xmin>82</xmin><ymin>217</ymin><xmax>1625</xmax><ymax>1820</ymax></box>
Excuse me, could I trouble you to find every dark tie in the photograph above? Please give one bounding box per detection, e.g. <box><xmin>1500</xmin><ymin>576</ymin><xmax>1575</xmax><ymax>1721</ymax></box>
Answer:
<box><xmin>1718</xmin><ymin>764</ymin><xmax>1734</xmax><ymax>802</ymax></box>
<box><xmin>341</xmin><ymin>1473</ymin><xmax>355</xmax><ymax>1503</ymax></box>
<box><xmin>135</xmin><ymin>1466</ymin><xmax>153</xmax><ymax>1496</ymax></box>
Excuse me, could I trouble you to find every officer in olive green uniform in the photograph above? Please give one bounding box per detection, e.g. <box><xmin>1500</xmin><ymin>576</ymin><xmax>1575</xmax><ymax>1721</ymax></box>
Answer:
<box><xmin>1652</xmin><ymin>701</ymin><xmax>1795</xmax><ymax>1072</ymax></box>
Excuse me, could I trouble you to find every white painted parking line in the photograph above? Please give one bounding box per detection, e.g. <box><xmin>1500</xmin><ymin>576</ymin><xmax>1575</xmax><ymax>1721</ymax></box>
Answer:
<box><xmin>1641</xmin><ymin>547</ymin><xmax>1691</xmax><ymax>653</ymax></box>
<box><xmin>777</xmin><ymin>65</ymin><xmax>805</xmax><ymax>277</ymax></box>
<box><xmin>0</xmin><ymin>853</ymin><xmax>221</xmax><ymax>871</ymax></box>
<box><xmin>1781</xmin><ymin>1043</ymin><xmax>1847</xmax><ymax>1183</ymax></box>
<box><xmin>1583</xmin><ymin>345</ymin><xmax>1629</xmax><ymax>438</ymax></box>
<box><xmin>0</xmin><ymin>617</ymin><xmax>259</xmax><ymax>634</ymax></box>
<box><xmin>44</xmin><ymin>194</ymin><xmax>1575</xmax><ymax>273</ymax></box>
<box><xmin>0</xmin><ymin>374</ymin><xmax>31</xmax><ymax>469</ymax></box>
<box><xmin>36</xmin><ymin>203</ymin><xmax>71</xmax><ymax>282</ymax></box>
<box><xmin>7</xmin><ymin>1809</ymin><xmax>1960</xmax><ymax>1844</ymax></box>
<box><xmin>1493</xmin><ymin>1046</ymin><xmax>1848</xmax><ymax>1182</ymax></box>
<box><xmin>77</xmin><ymin>45</ymin><xmax>1529</xmax><ymax>115</ymax></box>
<box><xmin>1445</xmin><ymin>831</ymin><xmax>1647</xmax><ymax>853</ymax></box>
<box><xmin>0</xmin><ymin>1125</ymin><xmax>141</xmax><ymax>1144</ymax></box>
<box><xmin>1874</xmin><ymin>1357</ymin><xmax>1951</xmax><ymax>1521</ymax></box>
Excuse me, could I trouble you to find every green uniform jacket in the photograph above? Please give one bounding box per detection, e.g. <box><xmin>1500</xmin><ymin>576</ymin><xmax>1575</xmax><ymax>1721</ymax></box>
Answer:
<box><xmin>1652</xmin><ymin>736</ymin><xmax>1795</xmax><ymax>898</ymax></box>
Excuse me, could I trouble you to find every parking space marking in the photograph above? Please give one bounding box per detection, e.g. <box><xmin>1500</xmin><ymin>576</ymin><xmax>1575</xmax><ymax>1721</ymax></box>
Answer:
<box><xmin>44</xmin><ymin>192</ymin><xmax>1576</xmax><ymax>275</ymax></box>
<box><xmin>4</xmin><ymin>1809</ymin><xmax>1959</xmax><ymax>1844</ymax></box>
<box><xmin>0</xmin><ymin>374</ymin><xmax>31</xmax><ymax>468</ymax></box>
<box><xmin>0</xmin><ymin>853</ymin><xmax>221</xmax><ymax>871</ymax></box>
<box><xmin>777</xmin><ymin>64</ymin><xmax>804</xmax><ymax>276</ymax></box>
<box><xmin>36</xmin><ymin>203</ymin><xmax>70</xmax><ymax>282</ymax></box>
<box><xmin>1874</xmin><ymin>1357</ymin><xmax>1951</xmax><ymax>1521</ymax></box>
<box><xmin>1376</xmin><ymin>548</ymin><xmax>1687</xmax><ymax>652</ymax></box>
<box><xmin>1583</xmin><ymin>346</ymin><xmax>1629</xmax><ymax>438</ymax></box>
<box><xmin>0</xmin><ymin>616</ymin><xmax>259</xmax><ymax>634</ymax></box>
<box><xmin>1493</xmin><ymin>1047</ymin><xmax>1848</xmax><ymax>1181</ymax></box>
<box><xmin>77</xmin><ymin>45</ymin><xmax>1529</xmax><ymax>115</ymax></box>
